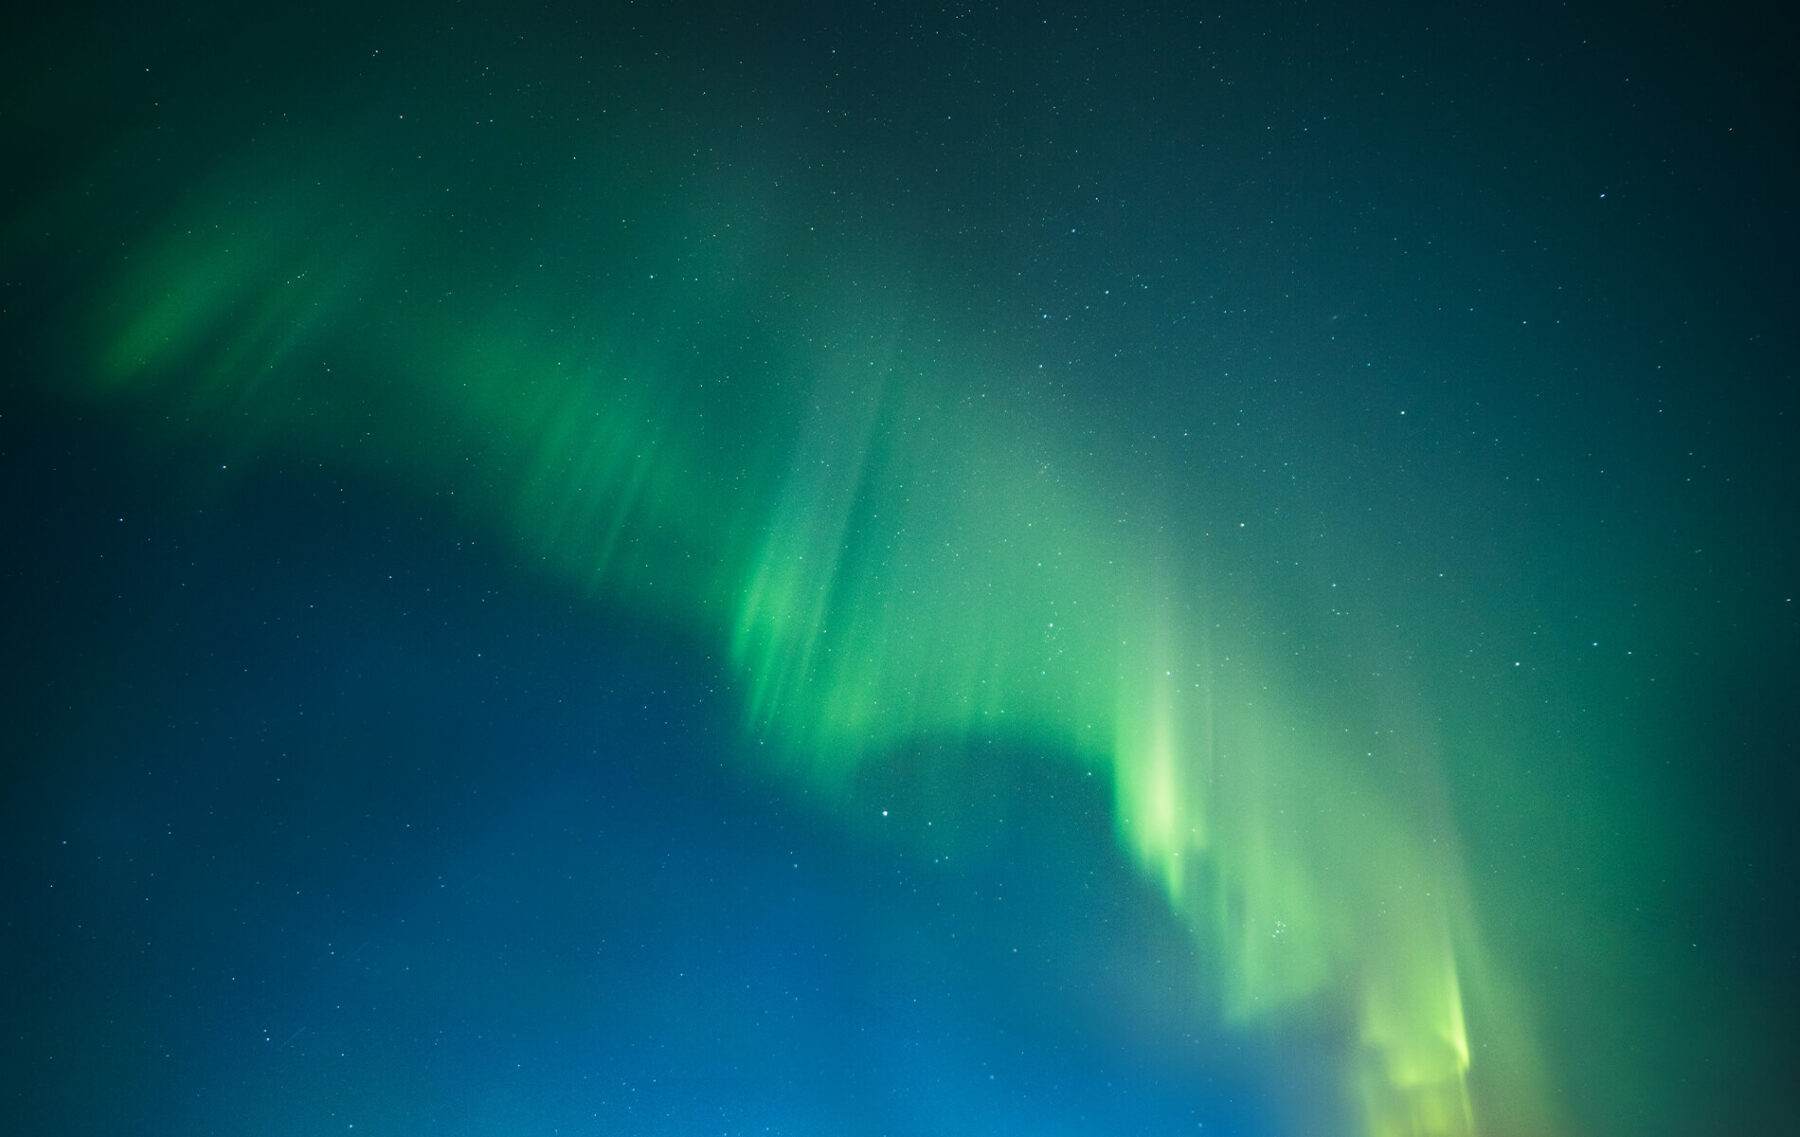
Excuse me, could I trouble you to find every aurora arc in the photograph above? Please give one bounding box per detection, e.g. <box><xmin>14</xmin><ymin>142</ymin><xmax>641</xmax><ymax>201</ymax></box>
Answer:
<box><xmin>21</xmin><ymin>97</ymin><xmax>1557</xmax><ymax>1137</ymax></box>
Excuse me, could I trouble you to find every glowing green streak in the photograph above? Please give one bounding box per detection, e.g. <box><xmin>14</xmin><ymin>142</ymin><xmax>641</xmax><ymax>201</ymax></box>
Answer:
<box><xmin>41</xmin><ymin>132</ymin><xmax>1557</xmax><ymax>1137</ymax></box>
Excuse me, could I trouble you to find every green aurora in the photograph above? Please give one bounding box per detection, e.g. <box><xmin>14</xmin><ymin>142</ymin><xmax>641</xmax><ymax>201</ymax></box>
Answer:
<box><xmin>5</xmin><ymin>5</ymin><xmax>1791</xmax><ymax>1135</ymax></box>
<box><xmin>28</xmin><ymin>93</ymin><xmax>1531</xmax><ymax>1137</ymax></box>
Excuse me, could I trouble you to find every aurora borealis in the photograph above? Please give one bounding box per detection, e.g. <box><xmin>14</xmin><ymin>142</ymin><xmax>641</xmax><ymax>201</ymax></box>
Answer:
<box><xmin>4</xmin><ymin>2</ymin><xmax>1796</xmax><ymax>1135</ymax></box>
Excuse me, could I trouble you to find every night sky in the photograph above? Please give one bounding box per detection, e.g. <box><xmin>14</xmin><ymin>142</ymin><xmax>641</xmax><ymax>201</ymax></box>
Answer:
<box><xmin>3</xmin><ymin>3</ymin><xmax>1795</xmax><ymax>1136</ymax></box>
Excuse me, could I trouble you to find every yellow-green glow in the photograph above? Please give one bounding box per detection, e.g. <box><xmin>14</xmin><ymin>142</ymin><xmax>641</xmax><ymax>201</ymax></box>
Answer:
<box><xmin>31</xmin><ymin>125</ymin><xmax>1557</xmax><ymax>1137</ymax></box>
